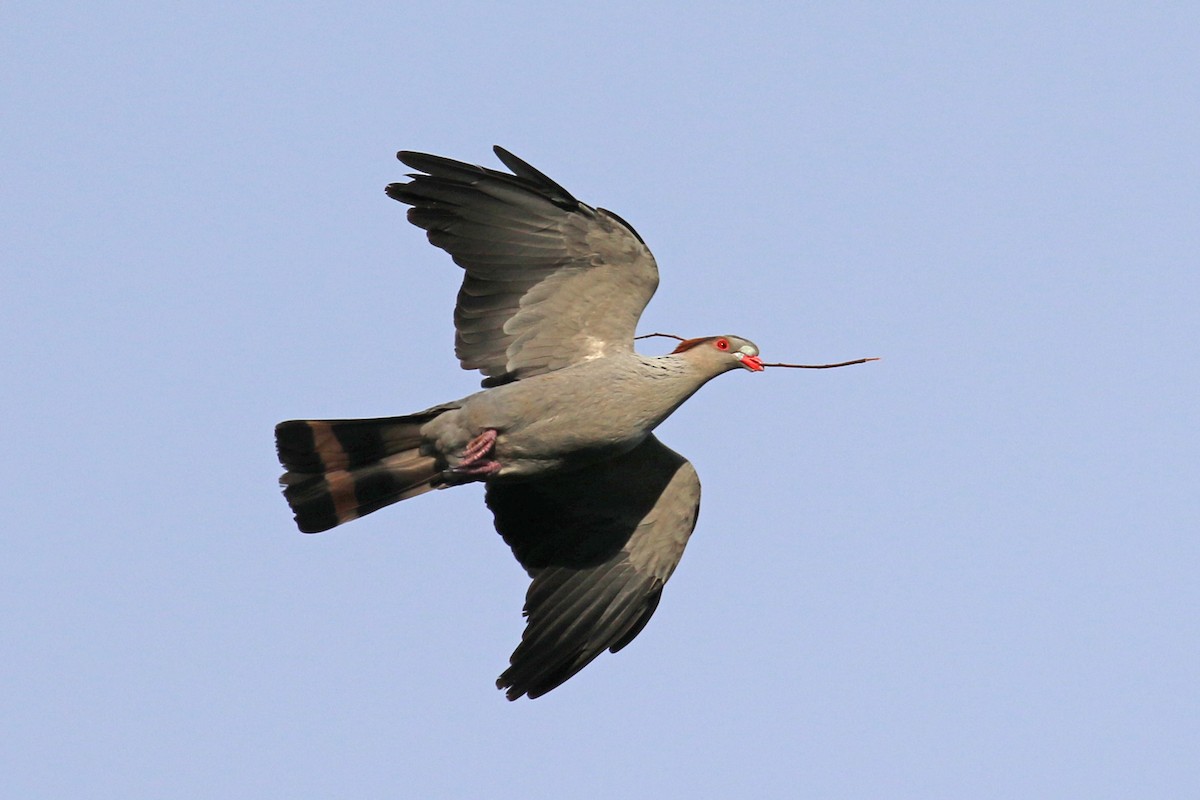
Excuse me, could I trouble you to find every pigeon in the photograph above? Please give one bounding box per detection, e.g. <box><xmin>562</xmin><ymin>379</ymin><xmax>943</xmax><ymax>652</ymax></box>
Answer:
<box><xmin>275</xmin><ymin>146</ymin><xmax>767</xmax><ymax>700</ymax></box>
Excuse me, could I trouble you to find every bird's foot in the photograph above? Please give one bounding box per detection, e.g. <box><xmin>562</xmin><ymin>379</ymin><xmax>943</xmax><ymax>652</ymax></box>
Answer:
<box><xmin>460</xmin><ymin>429</ymin><xmax>498</xmax><ymax>463</ymax></box>
<box><xmin>450</xmin><ymin>429</ymin><xmax>501</xmax><ymax>477</ymax></box>
<box><xmin>450</xmin><ymin>460</ymin><xmax>501</xmax><ymax>477</ymax></box>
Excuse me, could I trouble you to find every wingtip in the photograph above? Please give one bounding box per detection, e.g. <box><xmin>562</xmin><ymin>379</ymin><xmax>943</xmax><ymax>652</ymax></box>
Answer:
<box><xmin>489</xmin><ymin>146</ymin><xmax>580</xmax><ymax>207</ymax></box>
<box><xmin>495</xmin><ymin>673</ymin><xmax>526</xmax><ymax>701</ymax></box>
<box><xmin>394</xmin><ymin>149</ymin><xmax>424</xmax><ymax>167</ymax></box>
<box><xmin>394</xmin><ymin>149</ymin><xmax>430</xmax><ymax>171</ymax></box>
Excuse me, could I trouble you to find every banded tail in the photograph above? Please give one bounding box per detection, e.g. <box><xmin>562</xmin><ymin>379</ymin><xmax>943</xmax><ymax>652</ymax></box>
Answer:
<box><xmin>275</xmin><ymin>411</ymin><xmax>446</xmax><ymax>533</ymax></box>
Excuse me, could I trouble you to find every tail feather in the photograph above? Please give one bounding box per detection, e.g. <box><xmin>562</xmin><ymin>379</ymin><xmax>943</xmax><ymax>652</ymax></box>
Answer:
<box><xmin>275</xmin><ymin>412</ymin><xmax>446</xmax><ymax>533</ymax></box>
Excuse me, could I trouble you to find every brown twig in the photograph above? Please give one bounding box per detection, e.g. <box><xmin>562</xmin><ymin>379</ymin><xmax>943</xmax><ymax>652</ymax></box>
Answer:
<box><xmin>634</xmin><ymin>332</ymin><xmax>686</xmax><ymax>342</ymax></box>
<box><xmin>762</xmin><ymin>357</ymin><xmax>880</xmax><ymax>369</ymax></box>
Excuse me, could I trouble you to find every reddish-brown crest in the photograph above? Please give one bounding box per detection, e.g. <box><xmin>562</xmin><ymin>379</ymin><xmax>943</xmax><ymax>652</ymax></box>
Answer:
<box><xmin>670</xmin><ymin>336</ymin><xmax>715</xmax><ymax>354</ymax></box>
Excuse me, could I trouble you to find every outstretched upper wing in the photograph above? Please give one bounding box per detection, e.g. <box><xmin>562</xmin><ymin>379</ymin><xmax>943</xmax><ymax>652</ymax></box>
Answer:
<box><xmin>485</xmin><ymin>435</ymin><xmax>702</xmax><ymax>700</ymax></box>
<box><xmin>386</xmin><ymin>147</ymin><xmax>659</xmax><ymax>387</ymax></box>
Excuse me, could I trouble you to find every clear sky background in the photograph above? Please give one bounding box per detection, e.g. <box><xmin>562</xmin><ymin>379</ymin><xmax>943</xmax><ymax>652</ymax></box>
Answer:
<box><xmin>4</xmin><ymin>3</ymin><xmax>1198</xmax><ymax>798</ymax></box>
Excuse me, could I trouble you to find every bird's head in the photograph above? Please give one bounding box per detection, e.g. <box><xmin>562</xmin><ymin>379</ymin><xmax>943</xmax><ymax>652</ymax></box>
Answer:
<box><xmin>671</xmin><ymin>335</ymin><xmax>764</xmax><ymax>373</ymax></box>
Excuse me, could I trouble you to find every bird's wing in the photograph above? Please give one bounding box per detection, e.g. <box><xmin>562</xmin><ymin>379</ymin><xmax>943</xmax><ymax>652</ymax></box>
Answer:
<box><xmin>485</xmin><ymin>435</ymin><xmax>702</xmax><ymax>700</ymax></box>
<box><xmin>387</xmin><ymin>147</ymin><xmax>659</xmax><ymax>387</ymax></box>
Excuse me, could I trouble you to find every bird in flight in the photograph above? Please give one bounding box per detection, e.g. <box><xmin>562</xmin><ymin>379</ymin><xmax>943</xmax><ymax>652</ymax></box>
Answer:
<box><xmin>276</xmin><ymin>147</ymin><xmax>841</xmax><ymax>700</ymax></box>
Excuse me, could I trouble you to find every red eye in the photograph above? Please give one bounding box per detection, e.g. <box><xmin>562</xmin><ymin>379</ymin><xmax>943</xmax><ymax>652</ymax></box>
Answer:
<box><xmin>715</xmin><ymin>338</ymin><xmax>730</xmax><ymax>351</ymax></box>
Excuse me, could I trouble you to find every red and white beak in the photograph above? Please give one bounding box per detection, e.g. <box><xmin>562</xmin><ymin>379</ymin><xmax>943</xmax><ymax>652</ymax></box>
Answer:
<box><xmin>736</xmin><ymin>352</ymin><xmax>764</xmax><ymax>372</ymax></box>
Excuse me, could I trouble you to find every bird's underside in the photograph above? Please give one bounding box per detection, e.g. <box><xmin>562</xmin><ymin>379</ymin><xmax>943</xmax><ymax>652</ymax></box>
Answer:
<box><xmin>276</xmin><ymin>146</ymin><xmax>763</xmax><ymax>699</ymax></box>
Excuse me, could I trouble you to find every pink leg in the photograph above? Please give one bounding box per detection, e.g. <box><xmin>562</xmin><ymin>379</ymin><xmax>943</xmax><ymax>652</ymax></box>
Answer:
<box><xmin>450</xmin><ymin>429</ymin><xmax>501</xmax><ymax>477</ymax></box>
<box><xmin>459</xmin><ymin>429</ymin><xmax>498</xmax><ymax>464</ymax></box>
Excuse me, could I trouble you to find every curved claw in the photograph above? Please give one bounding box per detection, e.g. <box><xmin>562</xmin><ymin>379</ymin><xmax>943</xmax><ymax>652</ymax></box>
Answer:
<box><xmin>460</xmin><ymin>429</ymin><xmax>498</xmax><ymax>464</ymax></box>
<box><xmin>450</xmin><ymin>460</ymin><xmax>502</xmax><ymax>478</ymax></box>
<box><xmin>450</xmin><ymin>429</ymin><xmax>501</xmax><ymax>478</ymax></box>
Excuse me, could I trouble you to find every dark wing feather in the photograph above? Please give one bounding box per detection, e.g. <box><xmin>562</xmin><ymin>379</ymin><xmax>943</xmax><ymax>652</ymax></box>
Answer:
<box><xmin>485</xmin><ymin>435</ymin><xmax>702</xmax><ymax>700</ymax></box>
<box><xmin>387</xmin><ymin>146</ymin><xmax>659</xmax><ymax>387</ymax></box>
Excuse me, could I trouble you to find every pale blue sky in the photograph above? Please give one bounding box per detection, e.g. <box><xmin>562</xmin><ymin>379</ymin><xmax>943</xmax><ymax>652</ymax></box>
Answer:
<box><xmin>4</xmin><ymin>3</ymin><xmax>1198</xmax><ymax>798</ymax></box>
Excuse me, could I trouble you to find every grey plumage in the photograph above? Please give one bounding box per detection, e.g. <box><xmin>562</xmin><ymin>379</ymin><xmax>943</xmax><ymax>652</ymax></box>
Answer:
<box><xmin>487</xmin><ymin>435</ymin><xmax>699</xmax><ymax>699</ymax></box>
<box><xmin>276</xmin><ymin>147</ymin><xmax>764</xmax><ymax>700</ymax></box>
<box><xmin>387</xmin><ymin>147</ymin><xmax>658</xmax><ymax>388</ymax></box>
